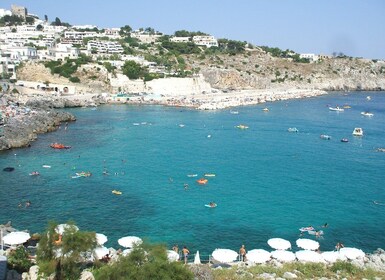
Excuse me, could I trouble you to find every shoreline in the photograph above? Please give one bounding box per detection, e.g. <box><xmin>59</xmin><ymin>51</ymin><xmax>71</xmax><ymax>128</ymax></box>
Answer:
<box><xmin>2</xmin><ymin>221</ymin><xmax>385</xmax><ymax>273</ymax></box>
<box><xmin>0</xmin><ymin>88</ymin><xmax>381</xmax><ymax>151</ymax></box>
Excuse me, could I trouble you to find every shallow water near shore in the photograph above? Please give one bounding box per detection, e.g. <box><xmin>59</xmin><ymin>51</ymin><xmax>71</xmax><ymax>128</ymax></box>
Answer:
<box><xmin>1</xmin><ymin>91</ymin><xmax>385</xmax><ymax>258</ymax></box>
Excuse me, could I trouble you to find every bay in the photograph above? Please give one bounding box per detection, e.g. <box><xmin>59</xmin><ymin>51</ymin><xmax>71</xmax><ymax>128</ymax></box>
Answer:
<box><xmin>1</xmin><ymin>91</ymin><xmax>385</xmax><ymax>258</ymax></box>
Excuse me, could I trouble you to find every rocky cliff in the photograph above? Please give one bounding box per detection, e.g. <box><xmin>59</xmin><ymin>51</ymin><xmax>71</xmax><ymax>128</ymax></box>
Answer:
<box><xmin>16</xmin><ymin>51</ymin><xmax>385</xmax><ymax>96</ymax></box>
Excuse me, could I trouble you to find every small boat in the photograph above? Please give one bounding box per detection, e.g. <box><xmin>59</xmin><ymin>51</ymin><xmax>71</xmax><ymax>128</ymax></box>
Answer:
<box><xmin>178</xmin><ymin>124</ymin><xmax>185</xmax><ymax>127</ymax></box>
<box><xmin>367</xmin><ymin>96</ymin><xmax>371</xmax><ymax>100</ymax></box>
<box><xmin>50</xmin><ymin>143</ymin><xmax>71</xmax><ymax>149</ymax></box>
<box><xmin>230</xmin><ymin>110</ymin><xmax>239</xmax><ymax>114</ymax></box>
<box><xmin>263</xmin><ymin>108</ymin><xmax>269</xmax><ymax>112</ymax></box>
<box><xmin>320</xmin><ymin>134</ymin><xmax>331</xmax><ymax>140</ymax></box>
<box><xmin>42</xmin><ymin>165</ymin><xmax>51</xmax><ymax>168</ymax></box>
<box><xmin>112</xmin><ymin>190</ymin><xmax>122</xmax><ymax>195</ymax></box>
<box><xmin>361</xmin><ymin>112</ymin><xmax>374</xmax><ymax>117</ymax></box>
<box><xmin>76</xmin><ymin>171</ymin><xmax>92</xmax><ymax>177</ymax></box>
<box><xmin>205</xmin><ymin>202</ymin><xmax>217</xmax><ymax>208</ymax></box>
<box><xmin>343</xmin><ymin>105</ymin><xmax>351</xmax><ymax>109</ymax></box>
<box><xmin>235</xmin><ymin>124</ymin><xmax>249</xmax><ymax>130</ymax></box>
<box><xmin>29</xmin><ymin>171</ymin><xmax>40</xmax><ymax>176</ymax></box>
<box><xmin>204</xmin><ymin>173</ymin><xmax>216</xmax><ymax>177</ymax></box>
<box><xmin>299</xmin><ymin>226</ymin><xmax>315</xmax><ymax>232</ymax></box>
<box><xmin>352</xmin><ymin>128</ymin><xmax>363</xmax><ymax>136</ymax></box>
<box><xmin>187</xmin><ymin>174</ymin><xmax>198</xmax><ymax>177</ymax></box>
<box><xmin>132</xmin><ymin>123</ymin><xmax>140</xmax><ymax>126</ymax></box>
<box><xmin>196</xmin><ymin>178</ymin><xmax>208</xmax><ymax>185</ymax></box>
<box><xmin>340</xmin><ymin>138</ymin><xmax>349</xmax><ymax>143</ymax></box>
<box><xmin>329</xmin><ymin>106</ymin><xmax>344</xmax><ymax>112</ymax></box>
<box><xmin>288</xmin><ymin>127</ymin><xmax>298</xmax><ymax>133</ymax></box>
<box><xmin>377</xmin><ymin>148</ymin><xmax>385</xmax><ymax>153</ymax></box>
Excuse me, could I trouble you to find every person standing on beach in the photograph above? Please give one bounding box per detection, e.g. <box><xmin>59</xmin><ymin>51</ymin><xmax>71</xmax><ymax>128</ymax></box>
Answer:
<box><xmin>182</xmin><ymin>246</ymin><xmax>189</xmax><ymax>264</ymax></box>
<box><xmin>239</xmin><ymin>244</ymin><xmax>246</xmax><ymax>262</ymax></box>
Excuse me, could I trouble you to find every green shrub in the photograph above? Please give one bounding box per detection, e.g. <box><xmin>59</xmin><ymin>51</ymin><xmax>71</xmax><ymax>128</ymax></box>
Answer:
<box><xmin>93</xmin><ymin>243</ymin><xmax>193</xmax><ymax>280</ymax></box>
<box><xmin>69</xmin><ymin>77</ymin><xmax>80</xmax><ymax>83</ymax></box>
<box><xmin>7</xmin><ymin>246</ymin><xmax>33</xmax><ymax>273</ymax></box>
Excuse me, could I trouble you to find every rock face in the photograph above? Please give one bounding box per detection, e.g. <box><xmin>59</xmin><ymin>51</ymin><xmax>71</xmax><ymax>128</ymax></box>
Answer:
<box><xmin>0</xmin><ymin>108</ymin><xmax>75</xmax><ymax>151</ymax></box>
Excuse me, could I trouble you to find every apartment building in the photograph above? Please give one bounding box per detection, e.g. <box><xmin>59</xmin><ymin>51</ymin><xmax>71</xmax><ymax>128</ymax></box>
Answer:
<box><xmin>87</xmin><ymin>40</ymin><xmax>124</xmax><ymax>54</ymax></box>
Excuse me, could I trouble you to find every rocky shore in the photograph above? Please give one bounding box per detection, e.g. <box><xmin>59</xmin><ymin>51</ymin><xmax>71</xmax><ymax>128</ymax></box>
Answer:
<box><xmin>0</xmin><ymin>97</ymin><xmax>76</xmax><ymax>151</ymax></box>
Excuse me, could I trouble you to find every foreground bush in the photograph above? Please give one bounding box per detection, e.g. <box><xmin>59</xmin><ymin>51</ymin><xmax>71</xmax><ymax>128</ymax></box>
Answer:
<box><xmin>36</xmin><ymin>221</ymin><xmax>97</xmax><ymax>280</ymax></box>
<box><xmin>93</xmin><ymin>243</ymin><xmax>193</xmax><ymax>280</ymax></box>
<box><xmin>6</xmin><ymin>246</ymin><xmax>33</xmax><ymax>273</ymax></box>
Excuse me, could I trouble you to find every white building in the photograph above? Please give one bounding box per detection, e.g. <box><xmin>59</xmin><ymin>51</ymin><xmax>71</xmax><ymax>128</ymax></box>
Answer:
<box><xmin>16</xmin><ymin>80</ymin><xmax>77</xmax><ymax>94</ymax></box>
<box><xmin>103</xmin><ymin>28</ymin><xmax>121</xmax><ymax>39</ymax></box>
<box><xmin>3</xmin><ymin>46</ymin><xmax>37</xmax><ymax>61</ymax></box>
<box><xmin>72</xmin><ymin>25</ymin><xmax>98</xmax><ymax>30</ymax></box>
<box><xmin>64</xmin><ymin>30</ymin><xmax>98</xmax><ymax>40</ymax></box>
<box><xmin>49</xmin><ymin>43</ymin><xmax>80</xmax><ymax>60</ymax></box>
<box><xmin>0</xmin><ymin>9</ymin><xmax>12</xmax><ymax>17</ymax></box>
<box><xmin>0</xmin><ymin>50</ymin><xmax>17</xmax><ymax>79</ymax></box>
<box><xmin>170</xmin><ymin>36</ymin><xmax>190</xmax><ymax>43</ymax></box>
<box><xmin>87</xmin><ymin>40</ymin><xmax>123</xmax><ymax>54</ymax></box>
<box><xmin>192</xmin><ymin>35</ymin><xmax>218</xmax><ymax>48</ymax></box>
<box><xmin>300</xmin><ymin>53</ymin><xmax>319</xmax><ymax>62</ymax></box>
<box><xmin>130</xmin><ymin>32</ymin><xmax>162</xmax><ymax>44</ymax></box>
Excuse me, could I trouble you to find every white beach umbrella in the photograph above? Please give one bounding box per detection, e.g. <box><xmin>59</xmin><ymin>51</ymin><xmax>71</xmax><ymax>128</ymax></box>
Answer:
<box><xmin>295</xmin><ymin>250</ymin><xmax>325</xmax><ymax>263</ymax></box>
<box><xmin>321</xmin><ymin>251</ymin><xmax>347</xmax><ymax>263</ymax></box>
<box><xmin>118</xmin><ymin>236</ymin><xmax>142</xmax><ymax>248</ymax></box>
<box><xmin>267</xmin><ymin>238</ymin><xmax>291</xmax><ymax>250</ymax></box>
<box><xmin>211</xmin><ymin>248</ymin><xmax>238</xmax><ymax>263</ymax></box>
<box><xmin>122</xmin><ymin>248</ymin><xmax>133</xmax><ymax>256</ymax></box>
<box><xmin>194</xmin><ymin>250</ymin><xmax>201</xmax><ymax>264</ymax></box>
<box><xmin>94</xmin><ymin>246</ymin><xmax>109</xmax><ymax>260</ymax></box>
<box><xmin>271</xmin><ymin>250</ymin><xmax>296</xmax><ymax>262</ymax></box>
<box><xmin>167</xmin><ymin>250</ymin><xmax>179</xmax><ymax>262</ymax></box>
<box><xmin>296</xmin><ymin>238</ymin><xmax>320</xmax><ymax>251</ymax></box>
<box><xmin>55</xmin><ymin>224</ymin><xmax>79</xmax><ymax>235</ymax></box>
<box><xmin>339</xmin><ymin>247</ymin><xmax>365</xmax><ymax>260</ymax></box>
<box><xmin>96</xmin><ymin>233</ymin><xmax>108</xmax><ymax>245</ymax></box>
<box><xmin>3</xmin><ymin>231</ymin><xmax>30</xmax><ymax>245</ymax></box>
<box><xmin>246</xmin><ymin>249</ymin><xmax>271</xmax><ymax>264</ymax></box>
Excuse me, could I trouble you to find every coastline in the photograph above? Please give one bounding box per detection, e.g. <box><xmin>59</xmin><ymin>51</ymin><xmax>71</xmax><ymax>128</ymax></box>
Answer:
<box><xmin>0</xmin><ymin>87</ymin><xmax>328</xmax><ymax>150</ymax></box>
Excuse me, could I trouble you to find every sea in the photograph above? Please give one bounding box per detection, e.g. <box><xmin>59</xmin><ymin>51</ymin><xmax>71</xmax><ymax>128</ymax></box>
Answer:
<box><xmin>1</xmin><ymin>91</ymin><xmax>385</xmax><ymax>258</ymax></box>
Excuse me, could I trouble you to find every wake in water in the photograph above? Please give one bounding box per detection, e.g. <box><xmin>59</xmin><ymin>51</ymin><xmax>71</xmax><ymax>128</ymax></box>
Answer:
<box><xmin>373</xmin><ymin>201</ymin><xmax>385</xmax><ymax>206</ymax></box>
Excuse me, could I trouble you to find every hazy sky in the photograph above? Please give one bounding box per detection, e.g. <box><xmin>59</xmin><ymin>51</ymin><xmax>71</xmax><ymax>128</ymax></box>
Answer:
<box><xmin>2</xmin><ymin>0</ymin><xmax>385</xmax><ymax>59</ymax></box>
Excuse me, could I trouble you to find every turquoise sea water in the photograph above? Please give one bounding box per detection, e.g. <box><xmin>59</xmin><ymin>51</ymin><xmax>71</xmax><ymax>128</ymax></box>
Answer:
<box><xmin>1</xmin><ymin>91</ymin><xmax>385</xmax><ymax>257</ymax></box>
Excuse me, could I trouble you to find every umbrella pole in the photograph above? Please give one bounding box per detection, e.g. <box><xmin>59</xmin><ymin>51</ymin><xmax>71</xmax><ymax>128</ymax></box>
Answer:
<box><xmin>0</xmin><ymin>229</ymin><xmax>3</xmax><ymax>255</ymax></box>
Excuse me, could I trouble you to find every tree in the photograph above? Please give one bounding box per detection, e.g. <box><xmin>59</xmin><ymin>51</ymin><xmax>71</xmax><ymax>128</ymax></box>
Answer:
<box><xmin>52</xmin><ymin>17</ymin><xmax>62</xmax><ymax>26</ymax></box>
<box><xmin>36</xmin><ymin>24</ymin><xmax>43</xmax><ymax>31</ymax></box>
<box><xmin>36</xmin><ymin>221</ymin><xmax>97</xmax><ymax>280</ymax></box>
<box><xmin>122</xmin><ymin>60</ymin><xmax>147</xmax><ymax>80</ymax></box>
<box><xmin>119</xmin><ymin>25</ymin><xmax>132</xmax><ymax>37</ymax></box>
<box><xmin>44</xmin><ymin>14</ymin><xmax>48</xmax><ymax>22</ymax></box>
<box><xmin>26</xmin><ymin>16</ymin><xmax>35</xmax><ymax>25</ymax></box>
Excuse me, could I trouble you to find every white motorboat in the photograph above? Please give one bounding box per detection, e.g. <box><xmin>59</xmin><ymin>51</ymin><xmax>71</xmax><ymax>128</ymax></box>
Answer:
<box><xmin>329</xmin><ymin>106</ymin><xmax>344</xmax><ymax>112</ymax></box>
<box><xmin>352</xmin><ymin>128</ymin><xmax>363</xmax><ymax>136</ymax></box>
<box><xmin>288</xmin><ymin>127</ymin><xmax>298</xmax><ymax>133</ymax></box>
<box><xmin>361</xmin><ymin>112</ymin><xmax>374</xmax><ymax>117</ymax></box>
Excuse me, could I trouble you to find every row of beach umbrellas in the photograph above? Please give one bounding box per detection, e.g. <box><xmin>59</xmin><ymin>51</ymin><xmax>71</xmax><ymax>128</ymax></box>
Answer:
<box><xmin>1</xmin><ymin>228</ymin><xmax>366</xmax><ymax>264</ymax></box>
<box><xmin>211</xmin><ymin>247</ymin><xmax>365</xmax><ymax>264</ymax></box>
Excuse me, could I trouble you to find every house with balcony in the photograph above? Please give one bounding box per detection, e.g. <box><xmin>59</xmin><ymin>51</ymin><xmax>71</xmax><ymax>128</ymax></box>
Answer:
<box><xmin>48</xmin><ymin>43</ymin><xmax>80</xmax><ymax>60</ymax></box>
<box><xmin>170</xmin><ymin>36</ymin><xmax>190</xmax><ymax>43</ymax></box>
<box><xmin>130</xmin><ymin>31</ymin><xmax>162</xmax><ymax>44</ymax></box>
<box><xmin>299</xmin><ymin>53</ymin><xmax>319</xmax><ymax>62</ymax></box>
<box><xmin>87</xmin><ymin>40</ymin><xmax>124</xmax><ymax>54</ymax></box>
<box><xmin>192</xmin><ymin>35</ymin><xmax>218</xmax><ymax>48</ymax></box>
